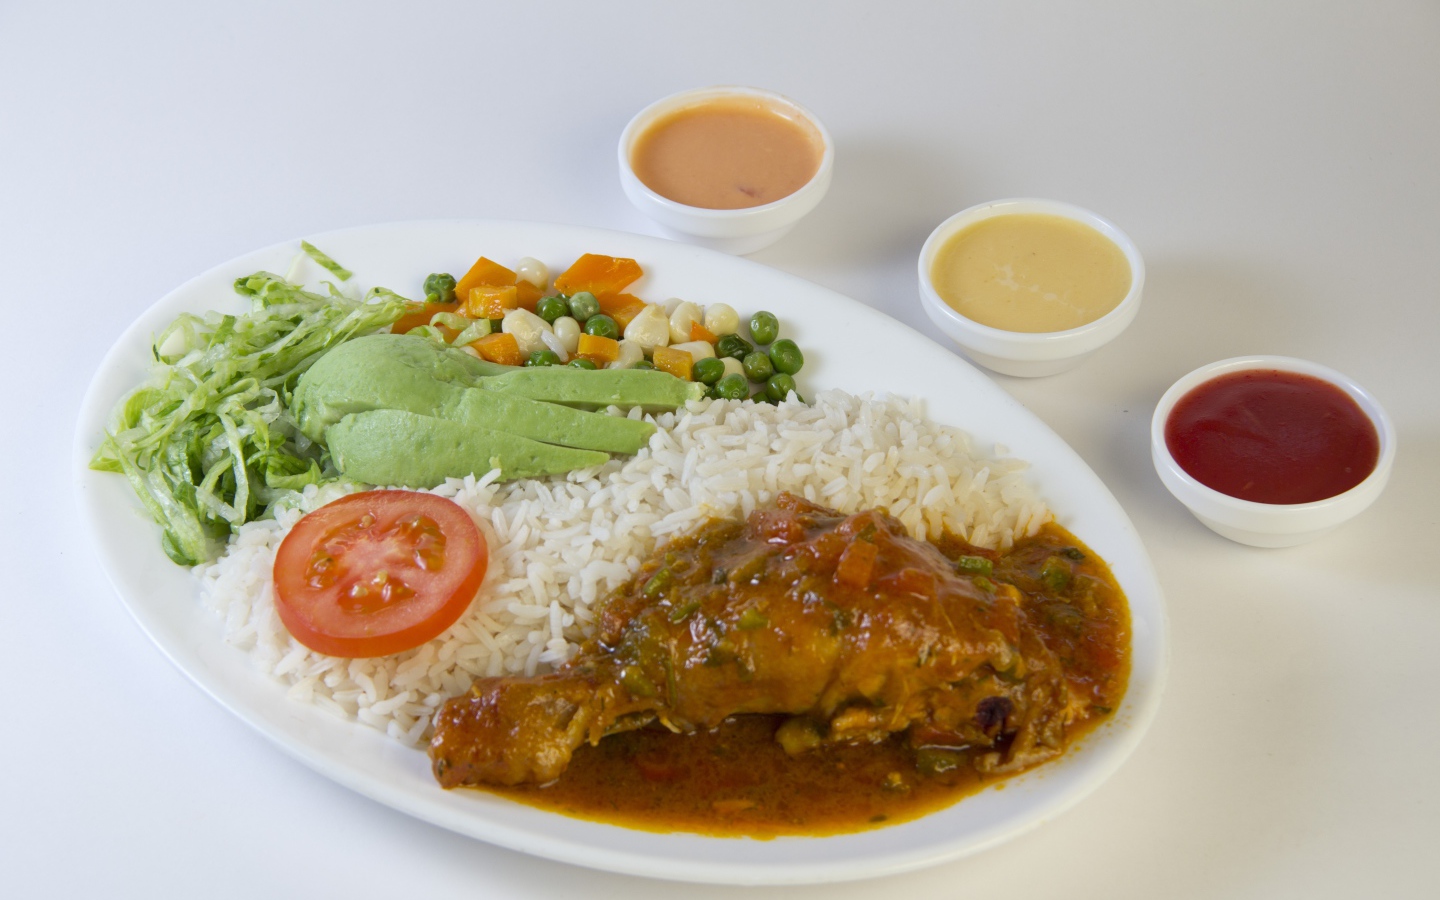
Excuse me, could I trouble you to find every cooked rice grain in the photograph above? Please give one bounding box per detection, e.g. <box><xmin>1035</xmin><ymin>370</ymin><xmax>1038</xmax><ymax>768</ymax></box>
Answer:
<box><xmin>198</xmin><ymin>390</ymin><xmax>1049</xmax><ymax>745</ymax></box>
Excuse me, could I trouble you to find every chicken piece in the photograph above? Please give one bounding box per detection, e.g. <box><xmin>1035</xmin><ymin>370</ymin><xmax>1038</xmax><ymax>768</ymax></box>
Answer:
<box><xmin>430</xmin><ymin>493</ymin><xmax>1074</xmax><ymax>787</ymax></box>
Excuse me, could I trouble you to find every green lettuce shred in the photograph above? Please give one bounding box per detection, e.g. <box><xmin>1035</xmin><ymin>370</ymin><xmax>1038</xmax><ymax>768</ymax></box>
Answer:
<box><xmin>91</xmin><ymin>269</ymin><xmax>409</xmax><ymax>565</ymax></box>
<box><xmin>300</xmin><ymin>240</ymin><xmax>353</xmax><ymax>281</ymax></box>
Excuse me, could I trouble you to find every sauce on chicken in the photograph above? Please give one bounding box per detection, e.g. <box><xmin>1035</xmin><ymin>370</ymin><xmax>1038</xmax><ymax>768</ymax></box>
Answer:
<box><xmin>431</xmin><ymin>494</ymin><xmax>1129</xmax><ymax>836</ymax></box>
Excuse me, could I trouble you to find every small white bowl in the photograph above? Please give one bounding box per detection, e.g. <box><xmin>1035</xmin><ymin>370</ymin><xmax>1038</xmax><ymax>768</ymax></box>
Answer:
<box><xmin>618</xmin><ymin>86</ymin><xmax>834</xmax><ymax>255</ymax></box>
<box><xmin>1150</xmin><ymin>356</ymin><xmax>1396</xmax><ymax>548</ymax></box>
<box><xmin>917</xmin><ymin>199</ymin><xmax>1144</xmax><ymax>377</ymax></box>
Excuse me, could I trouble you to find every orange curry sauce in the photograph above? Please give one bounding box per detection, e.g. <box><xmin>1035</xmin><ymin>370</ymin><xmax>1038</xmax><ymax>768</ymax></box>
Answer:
<box><xmin>481</xmin><ymin>523</ymin><xmax>1130</xmax><ymax>837</ymax></box>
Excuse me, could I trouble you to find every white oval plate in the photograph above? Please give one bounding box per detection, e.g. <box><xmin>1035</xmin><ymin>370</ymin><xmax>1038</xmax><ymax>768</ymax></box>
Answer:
<box><xmin>73</xmin><ymin>220</ymin><xmax>1167</xmax><ymax>886</ymax></box>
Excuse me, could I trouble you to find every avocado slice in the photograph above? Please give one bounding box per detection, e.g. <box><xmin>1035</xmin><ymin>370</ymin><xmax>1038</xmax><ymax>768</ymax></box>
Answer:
<box><xmin>327</xmin><ymin>410</ymin><xmax>609</xmax><ymax>487</ymax></box>
<box><xmin>291</xmin><ymin>333</ymin><xmax>655</xmax><ymax>453</ymax></box>
<box><xmin>479</xmin><ymin>366</ymin><xmax>708</xmax><ymax>409</ymax></box>
<box><xmin>292</xmin><ymin>334</ymin><xmax>498</xmax><ymax>441</ymax></box>
<box><xmin>442</xmin><ymin>389</ymin><xmax>653</xmax><ymax>454</ymax></box>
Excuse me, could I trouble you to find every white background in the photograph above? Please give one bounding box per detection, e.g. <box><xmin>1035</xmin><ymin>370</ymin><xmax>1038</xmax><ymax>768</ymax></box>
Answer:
<box><xmin>2</xmin><ymin>2</ymin><xmax>1437</xmax><ymax>897</ymax></box>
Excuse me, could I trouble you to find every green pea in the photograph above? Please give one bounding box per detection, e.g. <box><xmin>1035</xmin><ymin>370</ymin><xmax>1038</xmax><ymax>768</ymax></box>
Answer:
<box><xmin>692</xmin><ymin>356</ymin><xmax>725</xmax><ymax>385</ymax></box>
<box><xmin>769</xmin><ymin>339</ymin><xmax>804</xmax><ymax>375</ymax></box>
<box><xmin>620</xmin><ymin>665</ymin><xmax>656</xmax><ymax>698</ymax></box>
<box><xmin>567</xmin><ymin>358</ymin><xmax>598</xmax><ymax>370</ymax></box>
<box><xmin>764</xmin><ymin>372</ymin><xmax>798</xmax><ymax>402</ymax></box>
<box><xmin>748</xmin><ymin>310</ymin><xmax>779</xmax><ymax>345</ymax></box>
<box><xmin>583</xmin><ymin>314</ymin><xmax>618</xmax><ymax>339</ymax></box>
<box><xmin>916</xmin><ymin>747</ymin><xmax>963</xmax><ymax>777</ymax></box>
<box><xmin>423</xmin><ymin>272</ymin><xmax>456</xmax><ymax>304</ymax></box>
<box><xmin>642</xmin><ymin>566</ymin><xmax>672</xmax><ymax>598</ymax></box>
<box><xmin>955</xmin><ymin>555</ymin><xmax>993</xmax><ymax>576</ymax></box>
<box><xmin>631</xmin><ymin>359</ymin><xmax>656</xmax><ymax>370</ymax></box>
<box><xmin>668</xmin><ymin>599</ymin><xmax>701</xmax><ymax>623</ymax></box>
<box><xmin>488</xmin><ymin>318</ymin><xmax>505</xmax><ymax>331</ymax></box>
<box><xmin>525</xmin><ymin>350</ymin><xmax>562</xmax><ymax>367</ymax></box>
<box><xmin>567</xmin><ymin>291</ymin><xmax>599</xmax><ymax>321</ymax></box>
<box><xmin>713</xmin><ymin>373</ymin><xmax>748</xmax><ymax>400</ymax></box>
<box><xmin>1040</xmin><ymin>556</ymin><xmax>1072</xmax><ymax>593</ymax></box>
<box><xmin>737</xmin><ymin>608</ymin><xmax>770</xmax><ymax>630</ymax></box>
<box><xmin>536</xmin><ymin>295</ymin><xmax>569</xmax><ymax>324</ymax></box>
<box><xmin>716</xmin><ymin>333</ymin><xmax>753</xmax><ymax>361</ymax></box>
<box><xmin>742</xmin><ymin>350</ymin><xmax>773</xmax><ymax>383</ymax></box>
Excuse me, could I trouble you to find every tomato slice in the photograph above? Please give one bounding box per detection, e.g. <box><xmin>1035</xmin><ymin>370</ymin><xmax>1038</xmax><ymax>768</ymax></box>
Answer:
<box><xmin>273</xmin><ymin>491</ymin><xmax>487</xmax><ymax>658</ymax></box>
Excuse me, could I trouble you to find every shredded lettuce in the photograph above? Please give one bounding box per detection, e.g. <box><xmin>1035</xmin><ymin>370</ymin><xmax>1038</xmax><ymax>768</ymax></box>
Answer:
<box><xmin>91</xmin><ymin>268</ymin><xmax>410</xmax><ymax>565</ymax></box>
<box><xmin>300</xmin><ymin>240</ymin><xmax>352</xmax><ymax>281</ymax></box>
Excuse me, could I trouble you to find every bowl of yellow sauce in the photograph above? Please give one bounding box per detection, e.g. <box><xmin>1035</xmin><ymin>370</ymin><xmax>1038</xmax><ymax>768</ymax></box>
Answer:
<box><xmin>918</xmin><ymin>199</ymin><xmax>1144</xmax><ymax>376</ymax></box>
<box><xmin>619</xmin><ymin>86</ymin><xmax>833</xmax><ymax>255</ymax></box>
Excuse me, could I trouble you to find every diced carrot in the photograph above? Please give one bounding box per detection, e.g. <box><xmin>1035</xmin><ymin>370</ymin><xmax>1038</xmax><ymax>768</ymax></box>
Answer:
<box><xmin>391</xmin><ymin>302</ymin><xmax>459</xmax><ymax>335</ymax></box>
<box><xmin>652</xmin><ymin>346</ymin><xmax>693</xmax><ymax>381</ymax></box>
<box><xmin>554</xmin><ymin>253</ymin><xmax>643</xmax><ymax>296</ymax></box>
<box><xmin>474</xmin><ymin>332</ymin><xmax>522</xmax><ymax>367</ymax></box>
<box><xmin>454</xmin><ymin>256</ymin><xmax>517</xmax><ymax>301</ymax></box>
<box><xmin>597</xmin><ymin>292</ymin><xmax>647</xmax><ymax>331</ymax></box>
<box><xmin>690</xmin><ymin>321</ymin><xmax>719</xmax><ymax>345</ymax></box>
<box><xmin>514</xmin><ymin>280</ymin><xmax>543</xmax><ymax>313</ymax></box>
<box><xmin>575</xmin><ymin>333</ymin><xmax>620</xmax><ymax>365</ymax></box>
<box><xmin>834</xmin><ymin>540</ymin><xmax>878</xmax><ymax>589</ymax></box>
<box><xmin>749</xmin><ymin>509</ymin><xmax>808</xmax><ymax>544</ymax></box>
<box><xmin>462</xmin><ymin>285</ymin><xmax>518</xmax><ymax>320</ymax></box>
<box><xmin>877</xmin><ymin>567</ymin><xmax>937</xmax><ymax>598</ymax></box>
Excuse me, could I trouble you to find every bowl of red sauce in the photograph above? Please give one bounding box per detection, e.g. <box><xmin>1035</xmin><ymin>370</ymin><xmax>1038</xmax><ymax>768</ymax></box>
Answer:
<box><xmin>1151</xmin><ymin>356</ymin><xmax>1395</xmax><ymax>547</ymax></box>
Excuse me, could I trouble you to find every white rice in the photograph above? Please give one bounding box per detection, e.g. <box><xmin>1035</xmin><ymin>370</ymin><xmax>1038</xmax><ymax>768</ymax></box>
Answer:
<box><xmin>197</xmin><ymin>390</ymin><xmax>1049</xmax><ymax>746</ymax></box>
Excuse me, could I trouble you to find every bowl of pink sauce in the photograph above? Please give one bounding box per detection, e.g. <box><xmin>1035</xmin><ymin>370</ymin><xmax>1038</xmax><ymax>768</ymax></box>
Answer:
<box><xmin>618</xmin><ymin>86</ymin><xmax>834</xmax><ymax>255</ymax></box>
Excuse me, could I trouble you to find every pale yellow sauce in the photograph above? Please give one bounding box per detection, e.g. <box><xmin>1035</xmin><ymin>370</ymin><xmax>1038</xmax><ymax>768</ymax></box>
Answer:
<box><xmin>630</xmin><ymin>96</ymin><xmax>823</xmax><ymax>210</ymax></box>
<box><xmin>930</xmin><ymin>213</ymin><xmax>1131</xmax><ymax>333</ymax></box>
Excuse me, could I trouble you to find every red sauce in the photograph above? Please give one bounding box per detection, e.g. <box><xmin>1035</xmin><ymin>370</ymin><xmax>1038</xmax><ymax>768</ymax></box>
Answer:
<box><xmin>1164</xmin><ymin>369</ymin><xmax>1379</xmax><ymax>504</ymax></box>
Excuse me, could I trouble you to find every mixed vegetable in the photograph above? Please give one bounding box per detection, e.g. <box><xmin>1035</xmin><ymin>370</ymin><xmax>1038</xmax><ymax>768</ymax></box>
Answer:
<box><xmin>394</xmin><ymin>252</ymin><xmax>807</xmax><ymax>403</ymax></box>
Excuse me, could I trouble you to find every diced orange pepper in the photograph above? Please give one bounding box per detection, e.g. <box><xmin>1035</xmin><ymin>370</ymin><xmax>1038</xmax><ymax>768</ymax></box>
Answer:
<box><xmin>834</xmin><ymin>540</ymin><xmax>878</xmax><ymax>589</ymax></box>
<box><xmin>391</xmin><ymin>302</ymin><xmax>459</xmax><ymax>335</ymax></box>
<box><xmin>597</xmin><ymin>292</ymin><xmax>647</xmax><ymax>331</ymax></box>
<box><xmin>463</xmin><ymin>285</ymin><xmax>518</xmax><ymax>320</ymax></box>
<box><xmin>514</xmin><ymin>280</ymin><xmax>543</xmax><ymax>313</ymax></box>
<box><xmin>454</xmin><ymin>256</ymin><xmax>517</xmax><ymax>301</ymax></box>
<box><xmin>652</xmin><ymin>346</ymin><xmax>693</xmax><ymax>381</ymax></box>
<box><xmin>690</xmin><ymin>321</ymin><xmax>719</xmax><ymax>345</ymax></box>
<box><xmin>554</xmin><ymin>253</ymin><xmax>643</xmax><ymax>296</ymax></box>
<box><xmin>575</xmin><ymin>333</ymin><xmax>620</xmax><ymax>365</ymax></box>
<box><xmin>474</xmin><ymin>332</ymin><xmax>522</xmax><ymax>367</ymax></box>
<box><xmin>877</xmin><ymin>567</ymin><xmax>938</xmax><ymax>598</ymax></box>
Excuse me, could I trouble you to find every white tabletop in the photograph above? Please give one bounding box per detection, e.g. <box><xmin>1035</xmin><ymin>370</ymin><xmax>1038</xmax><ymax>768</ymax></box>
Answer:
<box><xmin>3</xmin><ymin>2</ymin><xmax>1437</xmax><ymax>897</ymax></box>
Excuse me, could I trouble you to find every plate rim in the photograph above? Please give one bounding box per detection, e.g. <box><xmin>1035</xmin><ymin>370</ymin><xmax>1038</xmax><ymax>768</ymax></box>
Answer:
<box><xmin>72</xmin><ymin>218</ymin><xmax>1169</xmax><ymax>886</ymax></box>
